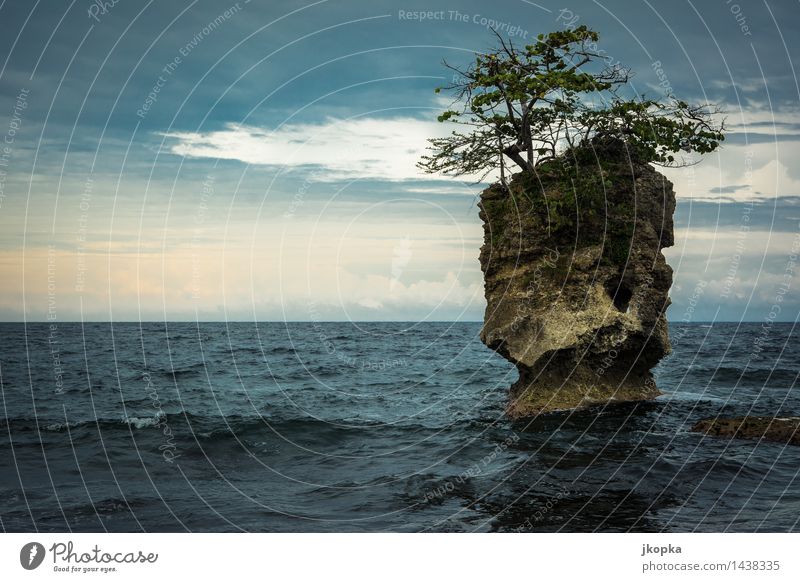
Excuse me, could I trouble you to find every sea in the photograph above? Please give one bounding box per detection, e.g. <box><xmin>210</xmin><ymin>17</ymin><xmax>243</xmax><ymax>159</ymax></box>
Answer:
<box><xmin>1</xmin><ymin>322</ymin><xmax>798</xmax><ymax>532</ymax></box>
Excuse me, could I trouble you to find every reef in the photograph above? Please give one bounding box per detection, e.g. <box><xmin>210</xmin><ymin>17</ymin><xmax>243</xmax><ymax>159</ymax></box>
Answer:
<box><xmin>692</xmin><ymin>417</ymin><xmax>800</xmax><ymax>446</ymax></box>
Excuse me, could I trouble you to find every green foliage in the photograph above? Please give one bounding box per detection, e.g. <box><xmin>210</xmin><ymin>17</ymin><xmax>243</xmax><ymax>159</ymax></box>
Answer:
<box><xmin>418</xmin><ymin>26</ymin><xmax>725</xmax><ymax>184</ymax></box>
<box><xmin>486</xmin><ymin>150</ymin><xmax>641</xmax><ymax>267</ymax></box>
<box><xmin>603</xmin><ymin>216</ymin><xmax>635</xmax><ymax>266</ymax></box>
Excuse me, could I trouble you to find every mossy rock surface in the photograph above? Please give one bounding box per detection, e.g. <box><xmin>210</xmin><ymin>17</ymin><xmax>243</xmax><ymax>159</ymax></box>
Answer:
<box><xmin>478</xmin><ymin>143</ymin><xmax>675</xmax><ymax>417</ymax></box>
<box><xmin>692</xmin><ymin>417</ymin><xmax>800</xmax><ymax>446</ymax></box>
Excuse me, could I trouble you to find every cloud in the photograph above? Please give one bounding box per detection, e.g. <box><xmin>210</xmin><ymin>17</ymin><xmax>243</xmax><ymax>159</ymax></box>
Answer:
<box><xmin>0</xmin><ymin>216</ymin><xmax>486</xmax><ymax>322</ymax></box>
<box><xmin>403</xmin><ymin>185</ymin><xmax>480</xmax><ymax>196</ymax></box>
<box><xmin>164</xmin><ymin>117</ymin><xmax>457</xmax><ymax>182</ymax></box>
<box><xmin>660</xmin><ymin>137</ymin><xmax>800</xmax><ymax>202</ymax></box>
<box><xmin>710</xmin><ymin>184</ymin><xmax>750</xmax><ymax>194</ymax></box>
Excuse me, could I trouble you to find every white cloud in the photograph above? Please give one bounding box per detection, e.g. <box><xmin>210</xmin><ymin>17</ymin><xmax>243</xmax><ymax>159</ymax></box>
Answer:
<box><xmin>661</xmin><ymin>138</ymin><xmax>800</xmax><ymax>202</ymax></box>
<box><xmin>165</xmin><ymin>112</ymin><xmax>800</xmax><ymax>200</ymax></box>
<box><xmin>404</xmin><ymin>185</ymin><xmax>479</xmax><ymax>196</ymax></box>
<box><xmin>726</xmin><ymin>105</ymin><xmax>800</xmax><ymax>135</ymax></box>
<box><xmin>164</xmin><ymin>117</ymin><xmax>457</xmax><ymax>182</ymax></box>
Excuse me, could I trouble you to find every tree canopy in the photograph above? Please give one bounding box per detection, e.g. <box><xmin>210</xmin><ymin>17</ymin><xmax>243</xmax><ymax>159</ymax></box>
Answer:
<box><xmin>418</xmin><ymin>26</ymin><xmax>725</xmax><ymax>186</ymax></box>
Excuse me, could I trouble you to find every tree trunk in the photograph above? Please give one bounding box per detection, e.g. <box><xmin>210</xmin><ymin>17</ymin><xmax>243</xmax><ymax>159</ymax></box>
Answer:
<box><xmin>503</xmin><ymin>143</ymin><xmax>532</xmax><ymax>173</ymax></box>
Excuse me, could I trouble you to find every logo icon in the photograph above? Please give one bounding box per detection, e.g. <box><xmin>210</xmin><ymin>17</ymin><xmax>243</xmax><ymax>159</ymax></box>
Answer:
<box><xmin>20</xmin><ymin>542</ymin><xmax>45</xmax><ymax>570</ymax></box>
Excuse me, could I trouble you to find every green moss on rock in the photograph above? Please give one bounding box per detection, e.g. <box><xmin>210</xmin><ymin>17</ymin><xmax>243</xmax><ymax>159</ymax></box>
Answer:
<box><xmin>478</xmin><ymin>143</ymin><xmax>675</xmax><ymax>417</ymax></box>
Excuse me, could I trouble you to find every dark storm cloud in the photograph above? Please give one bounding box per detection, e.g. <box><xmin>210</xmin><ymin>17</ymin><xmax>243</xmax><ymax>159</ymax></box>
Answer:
<box><xmin>710</xmin><ymin>184</ymin><xmax>750</xmax><ymax>194</ymax></box>
<box><xmin>675</xmin><ymin>197</ymin><xmax>800</xmax><ymax>232</ymax></box>
<box><xmin>2</xmin><ymin>0</ymin><xmax>798</xmax><ymax>134</ymax></box>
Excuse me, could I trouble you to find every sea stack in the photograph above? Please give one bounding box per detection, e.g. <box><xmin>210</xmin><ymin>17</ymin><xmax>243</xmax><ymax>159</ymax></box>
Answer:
<box><xmin>479</xmin><ymin>141</ymin><xmax>675</xmax><ymax>418</ymax></box>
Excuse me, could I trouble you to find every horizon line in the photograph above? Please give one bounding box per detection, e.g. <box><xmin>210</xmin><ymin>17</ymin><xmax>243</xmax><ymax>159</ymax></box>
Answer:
<box><xmin>0</xmin><ymin>320</ymin><xmax>790</xmax><ymax>324</ymax></box>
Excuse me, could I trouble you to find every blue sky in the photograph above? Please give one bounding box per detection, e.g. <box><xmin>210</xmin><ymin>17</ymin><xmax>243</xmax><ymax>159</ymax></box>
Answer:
<box><xmin>0</xmin><ymin>0</ymin><xmax>798</xmax><ymax>322</ymax></box>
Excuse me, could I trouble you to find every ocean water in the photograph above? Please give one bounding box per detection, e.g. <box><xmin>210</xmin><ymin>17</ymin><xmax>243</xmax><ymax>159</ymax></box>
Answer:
<box><xmin>0</xmin><ymin>321</ymin><xmax>798</xmax><ymax>532</ymax></box>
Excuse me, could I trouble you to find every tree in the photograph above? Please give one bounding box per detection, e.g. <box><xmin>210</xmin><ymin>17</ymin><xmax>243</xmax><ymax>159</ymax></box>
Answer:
<box><xmin>418</xmin><ymin>26</ymin><xmax>725</xmax><ymax>186</ymax></box>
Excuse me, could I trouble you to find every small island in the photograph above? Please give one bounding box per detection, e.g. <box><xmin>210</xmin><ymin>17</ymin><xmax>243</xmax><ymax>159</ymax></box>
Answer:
<box><xmin>477</xmin><ymin>143</ymin><xmax>675</xmax><ymax>417</ymax></box>
<box><xmin>419</xmin><ymin>26</ymin><xmax>725</xmax><ymax>417</ymax></box>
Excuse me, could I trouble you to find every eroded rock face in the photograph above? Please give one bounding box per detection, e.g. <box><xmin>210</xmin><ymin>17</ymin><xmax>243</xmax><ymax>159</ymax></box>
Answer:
<box><xmin>478</xmin><ymin>145</ymin><xmax>675</xmax><ymax>417</ymax></box>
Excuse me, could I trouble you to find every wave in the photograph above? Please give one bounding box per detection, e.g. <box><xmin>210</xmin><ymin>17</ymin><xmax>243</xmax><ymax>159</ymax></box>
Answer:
<box><xmin>160</xmin><ymin>365</ymin><xmax>205</xmax><ymax>379</ymax></box>
<box><xmin>685</xmin><ymin>365</ymin><xmax>799</xmax><ymax>386</ymax></box>
<box><xmin>124</xmin><ymin>411</ymin><xmax>166</xmax><ymax>429</ymax></box>
<box><xmin>5</xmin><ymin>411</ymin><xmax>169</xmax><ymax>434</ymax></box>
<box><xmin>266</xmin><ymin>346</ymin><xmax>300</xmax><ymax>355</ymax></box>
<box><xmin>1</xmin><ymin>411</ymin><xmax>437</xmax><ymax>437</ymax></box>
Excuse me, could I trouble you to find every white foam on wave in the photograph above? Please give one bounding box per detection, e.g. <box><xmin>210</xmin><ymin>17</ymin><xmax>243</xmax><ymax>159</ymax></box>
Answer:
<box><xmin>123</xmin><ymin>410</ymin><xmax>166</xmax><ymax>429</ymax></box>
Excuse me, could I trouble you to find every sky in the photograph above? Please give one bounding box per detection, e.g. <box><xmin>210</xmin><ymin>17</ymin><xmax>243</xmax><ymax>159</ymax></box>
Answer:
<box><xmin>0</xmin><ymin>0</ymin><xmax>798</xmax><ymax>322</ymax></box>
